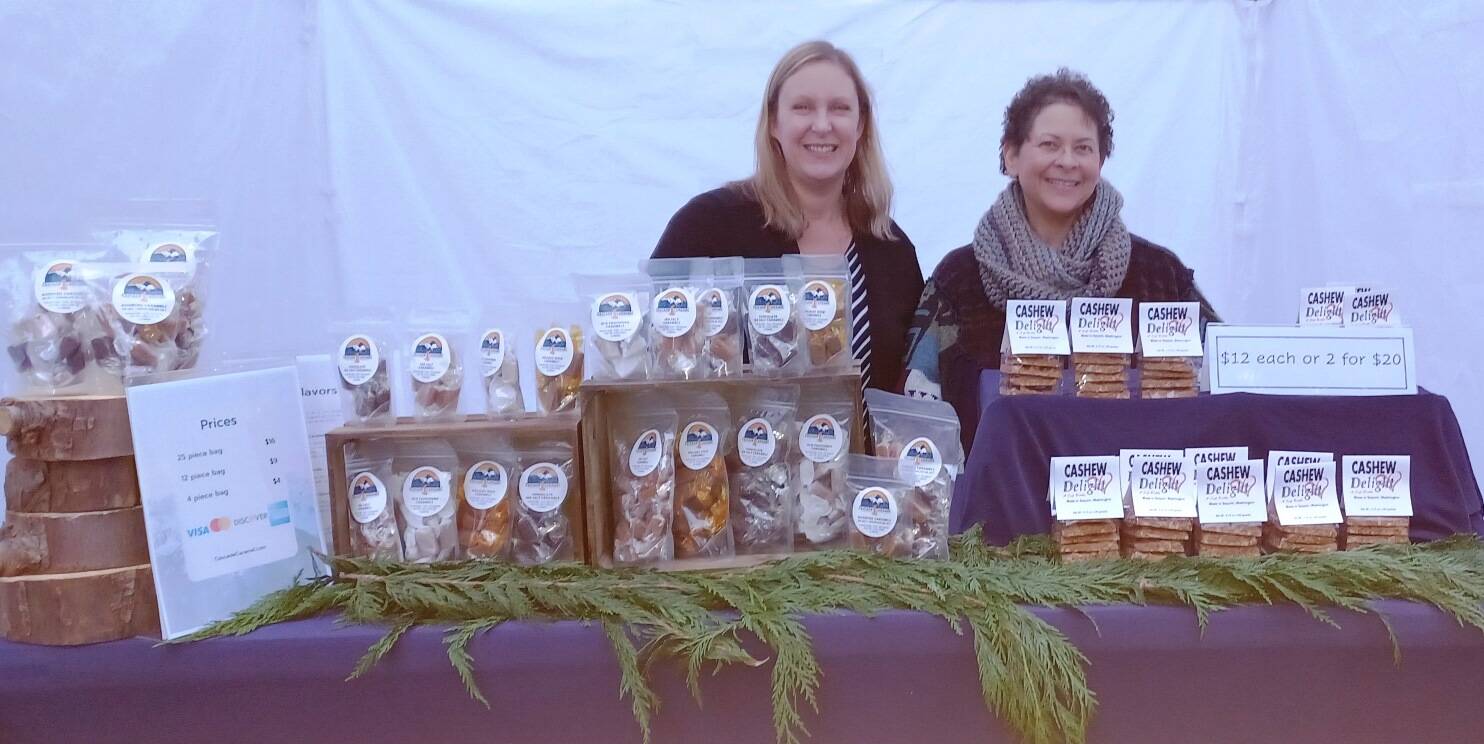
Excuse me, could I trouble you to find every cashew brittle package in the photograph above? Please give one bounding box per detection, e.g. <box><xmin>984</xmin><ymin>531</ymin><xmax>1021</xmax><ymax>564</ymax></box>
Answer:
<box><xmin>726</xmin><ymin>384</ymin><xmax>798</xmax><ymax>555</ymax></box>
<box><xmin>457</xmin><ymin>443</ymin><xmax>517</xmax><ymax>560</ymax></box>
<box><xmin>644</xmin><ymin>258</ymin><xmax>710</xmax><ymax>380</ymax></box>
<box><xmin>609</xmin><ymin>394</ymin><xmax>677</xmax><ymax>565</ymax></box>
<box><xmin>794</xmin><ymin>384</ymin><xmax>854</xmax><ymax>549</ymax></box>
<box><xmin>2</xmin><ymin>245</ymin><xmax>123</xmax><ymax>396</ymax></box>
<box><xmin>576</xmin><ymin>273</ymin><xmax>651</xmax><ymax>382</ymax></box>
<box><xmin>783</xmin><ymin>254</ymin><xmax>853</xmax><ymax>372</ymax></box>
<box><xmin>332</xmin><ymin>317</ymin><xmax>394</xmax><ymax>426</ymax></box>
<box><xmin>864</xmin><ymin>389</ymin><xmax>964</xmax><ymax>560</ymax></box>
<box><xmin>845</xmin><ymin>454</ymin><xmax>911</xmax><ymax>557</ymax></box>
<box><xmin>701</xmin><ymin>257</ymin><xmax>745</xmax><ymax>378</ymax></box>
<box><xmin>1070</xmin><ymin>298</ymin><xmax>1133</xmax><ymax>398</ymax></box>
<box><xmin>1136</xmin><ymin>302</ymin><xmax>1204</xmax><ymax>399</ymax></box>
<box><xmin>744</xmin><ymin>257</ymin><xmax>803</xmax><ymax>377</ymax></box>
<box><xmin>477</xmin><ymin>324</ymin><xmax>525</xmax><ymax>417</ymax></box>
<box><xmin>999</xmin><ymin>300</ymin><xmax>1070</xmax><ymax>396</ymax></box>
<box><xmin>531</xmin><ymin>302</ymin><xmax>585</xmax><ymax>415</ymax></box>
<box><xmin>403</xmin><ymin>311</ymin><xmax>471</xmax><ymax>422</ymax></box>
<box><xmin>672</xmin><ymin>391</ymin><xmax>735</xmax><ymax>559</ymax></box>
<box><xmin>343</xmin><ymin>441</ymin><xmax>403</xmax><ymax>561</ymax></box>
<box><xmin>392</xmin><ymin>439</ymin><xmax>461</xmax><ymax>563</ymax></box>
<box><xmin>514</xmin><ymin>440</ymin><xmax>579</xmax><ymax>565</ymax></box>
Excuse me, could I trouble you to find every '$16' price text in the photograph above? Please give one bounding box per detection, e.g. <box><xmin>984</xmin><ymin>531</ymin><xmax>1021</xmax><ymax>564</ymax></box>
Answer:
<box><xmin>1219</xmin><ymin>351</ymin><xmax>1403</xmax><ymax>367</ymax></box>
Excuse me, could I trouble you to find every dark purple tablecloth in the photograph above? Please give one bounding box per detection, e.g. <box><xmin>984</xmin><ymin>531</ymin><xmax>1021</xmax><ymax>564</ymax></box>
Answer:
<box><xmin>952</xmin><ymin>371</ymin><xmax>1484</xmax><ymax>545</ymax></box>
<box><xmin>3</xmin><ymin>603</ymin><xmax>1482</xmax><ymax>743</ymax></box>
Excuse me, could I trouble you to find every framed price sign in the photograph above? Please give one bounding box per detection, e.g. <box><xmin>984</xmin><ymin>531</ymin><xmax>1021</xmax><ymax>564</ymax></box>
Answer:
<box><xmin>1205</xmin><ymin>324</ymin><xmax>1416</xmax><ymax>396</ymax></box>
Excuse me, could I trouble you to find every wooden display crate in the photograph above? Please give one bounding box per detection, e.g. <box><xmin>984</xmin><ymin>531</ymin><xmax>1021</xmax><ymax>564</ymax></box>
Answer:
<box><xmin>325</xmin><ymin>413</ymin><xmax>586</xmax><ymax>565</ymax></box>
<box><xmin>581</xmin><ymin>369</ymin><xmax>863</xmax><ymax>570</ymax></box>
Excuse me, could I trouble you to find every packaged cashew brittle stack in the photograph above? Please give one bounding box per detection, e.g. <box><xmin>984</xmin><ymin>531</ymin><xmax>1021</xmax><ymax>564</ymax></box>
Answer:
<box><xmin>672</xmin><ymin>392</ymin><xmax>734</xmax><ymax>559</ymax></box>
<box><xmin>1070</xmin><ymin>297</ymin><xmax>1133</xmax><ymax>398</ymax></box>
<box><xmin>794</xmin><ymin>383</ymin><xmax>853</xmax><ymax>550</ymax></box>
<box><xmin>865</xmin><ymin>389</ymin><xmax>963</xmax><ymax>560</ymax></box>
<box><xmin>577</xmin><ymin>273</ymin><xmax>650</xmax><ymax>382</ymax></box>
<box><xmin>404</xmin><ymin>312</ymin><xmax>470</xmax><ymax>422</ymax></box>
<box><xmin>999</xmin><ymin>299</ymin><xmax>1070</xmax><ymax>396</ymax></box>
<box><xmin>514</xmin><ymin>441</ymin><xmax>578</xmax><ymax>565</ymax></box>
<box><xmin>1136</xmin><ymin>302</ymin><xmax>1203</xmax><ymax>399</ymax></box>
<box><xmin>644</xmin><ymin>258</ymin><xmax>709</xmax><ymax>380</ymax></box>
<box><xmin>457</xmin><ymin>444</ymin><xmax>517</xmax><ymax>560</ymax></box>
<box><xmin>477</xmin><ymin>321</ymin><xmax>524</xmax><ymax>417</ymax></box>
<box><xmin>332</xmin><ymin>317</ymin><xmax>394</xmax><ymax>426</ymax></box>
<box><xmin>344</xmin><ymin>441</ymin><xmax>403</xmax><ymax>561</ymax></box>
<box><xmin>727</xmin><ymin>384</ymin><xmax>798</xmax><ymax>555</ymax></box>
<box><xmin>393</xmin><ymin>439</ymin><xmax>461</xmax><ymax>563</ymax></box>
<box><xmin>845</xmin><ymin>454</ymin><xmax>911</xmax><ymax>557</ymax></box>
<box><xmin>1049</xmin><ymin>455</ymin><xmax>1124</xmax><ymax>561</ymax></box>
<box><xmin>1265</xmin><ymin>460</ymin><xmax>1341</xmax><ymax>554</ymax></box>
<box><xmin>784</xmin><ymin>254</ymin><xmax>852</xmax><ymax>372</ymax></box>
<box><xmin>2</xmin><ymin>245</ymin><xmax>122</xmax><ymax>396</ymax></box>
<box><xmin>700</xmin><ymin>257</ymin><xmax>745</xmax><ymax>377</ymax></box>
<box><xmin>744</xmin><ymin>257</ymin><xmax>803</xmax><ymax>377</ymax></box>
<box><xmin>531</xmin><ymin>304</ymin><xmax>584</xmax><ymax>415</ymax></box>
<box><xmin>608</xmin><ymin>394</ymin><xmax>677</xmax><ymax>565</ymax></box>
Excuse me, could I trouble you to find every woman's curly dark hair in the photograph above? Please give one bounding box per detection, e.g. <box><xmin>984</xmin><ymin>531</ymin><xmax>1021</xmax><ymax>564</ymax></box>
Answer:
<box><xmin>999</xmin><ymin>68</ymin><xmax>1114</xmax><ymax>175</ymax></box>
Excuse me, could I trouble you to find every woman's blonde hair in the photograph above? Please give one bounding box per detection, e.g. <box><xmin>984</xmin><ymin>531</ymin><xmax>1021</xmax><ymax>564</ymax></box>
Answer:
<box><xmin>733</xmin><ymin>40</ymin><xmax>896</xmax><ymax>241</ymax></box>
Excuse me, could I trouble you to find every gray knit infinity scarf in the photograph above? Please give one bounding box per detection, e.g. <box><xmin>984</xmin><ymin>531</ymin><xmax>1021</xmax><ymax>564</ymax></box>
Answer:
<box><xmin>972</xmin><ymin>179</ymin><xmax>1132</xmax><ymax>309</ymax></box>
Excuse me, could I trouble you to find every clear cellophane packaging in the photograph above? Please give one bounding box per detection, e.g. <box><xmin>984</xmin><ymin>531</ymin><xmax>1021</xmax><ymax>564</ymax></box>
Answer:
<box><xmin>455</xmin><ymin>439</ymin><xmax>517</xmax><ymax>561</ymax></box>
<box><xmin>1136</xmin><ymin>354</ymin><xmax>1201</xmax><ymax>399</ymax></box>
<box><xmin>575</xmin><ymin>273</ymin><xmax>650</xmax><ymax>382</ymax></box>
<box><xmin>531</xmin><ymin>302</ymin><xmax>585</xmax><ymax>415</ymax></box>
<box><xmin>392</xmin><ymin>439</ymin><xmax>461</xmax><ymax>563</ymax></box>
<box><xmin>343</xmin><ymin>440</ymin><xmax>404</xmax><ymax>561</ymax></box>
<box><xmin>643</xmin><ymin>258</ymin><xmax>710</xmax><ymax>381</ymax></box>
<box><xmin>1052</xmin><ymin>518</ymin><xmax>1121</xmax><ymax>562</ymax></box>
<box><xmin>864</xmin><ymin>389</ymin><xmax>963</xmax><ymax>560</ymax></box>
<box><xmin>1119</xmin><ymin>481</ymin><xmax>1193</xmax><ymax>560</ymax></box>
<box><xmin>998</xmin><ymin>353</ymin><xmax>1064</xmax><ymax>396</ymax></box>
<box><xmin>672</xmin><ymin>391</ymin><xmax>735</xmax><ymax>559</ymax></box>
<box><xmin>92</xmin><ymin>219</ymin><xmax>219</xmax><ymax>374</ymax></box>
<box><xmin>726</xmin><ymin>384</ymin><xmax>799</xmax><ymax>555</ymax></box>
<box><xmin>476</xmin><ymin>322</ymin><xmax>525</xmax><ymax>417</ymax></box>
<box><xmin>1192</xmin><ymin>521</ymin><xmax>1263</xmax><ymax>557</ymax></box>
<box><xmin>513</xmin><ymin>440</ymin><xmax>579</xmax><ymax>565</ymax></box>
<box><xmin>608</xmin><ymin>394</ymin><xmax>677</xmax><ymax>565</ymax></box>
<box><xmin>331</xmin><ymin>316</ymin><xmax>395</xmax><ymax>426</ymax></box>
<box><xmin>1071</xmin><ymin>352</ymin><xmax>1130</xmax><ymax>399</ymax></box>
<box><xmin>744</xmin><ymin>257</ymin><xmax>804</xmax><ymax>377</ymax></box>
<box><xmin>2</xmin><ymin>244</ymin><xmax>124</xmax><ymax>396</ymax></box>
<box><xmin>783</xmin><ymin>254</ymin><xmax>853</xmax><ymax>372</ymax></box>
<box><xmin>845</xmin><ymin>454</ymin><xmax>911</xmax><ymax>557</ymax></box>
<box><xmin>78</xmin><ymin>245</ymin><xmax>214</xmax><ymax>383</ymax></box>
<box><xmin>793</xmin><ymin>383</ymin><xmax>853</xmax><ymax>550</ymax></box>
<box><xmin>403</xmin><ymin>311</ymin><xmax>471</xmax><ymax>423</ymax></box>
<box><xmin>701</xmin><ymin>257</ymin><xmax>745</xmax><ymax>378</ymax></box>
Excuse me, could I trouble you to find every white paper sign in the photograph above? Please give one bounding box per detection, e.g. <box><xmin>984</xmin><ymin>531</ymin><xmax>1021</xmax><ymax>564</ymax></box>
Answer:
<box><xmin>1271</xmin><ymin>460</ymin><xmax>1343</xmax><ymax>526</ymax></box>
<box><xmin>1049</xmin><ymin>456</ymin><xmax>1123</xmax><ymax>520</ymax></box>
<box><xmin>1346</xmin><ymin>289</ymin><xmax>1399</xmax><ymax>327</ymax></box>
<box><xmin>1138</xmin><ymin>302</ymin><xmax>1202</xmax><ymax>357</ymax></box>
<box><xmin>1298</xmin><ymin>287</ymin><xmax>1348</xmax><ymax>326</ymax></box>
<box><xmin>1196</xmin><ymin>459</ymin><xmax>1268</xmax><ymax>523</ymax></box>
<box><xmin>1186</xmin><ymin>446</ymin><xmax>1249</xmax><ymax>468</ymax></box>
<box><xmin>1340</xmin><ymin>455</ymin><xmax>1413</xmax><ymax>517</ymax></box>
<box><xmin>1265</xmin><ymin>450</ymin><xmax>1333</xmax><ymax>495</ymax></box>
<box><xmin>1004</xmin><ymin>300</ymin><xmax>1070</xmax><ymax>356</ymax></box>
<box><xmin>127</xmin><ymin>366</ymin><xmax>328</xmax><ymax>640</ymax></box>
<box><xmin>1128</xmin><ymin>456</ymin><xmax>1198</xmax><ymax>518</ymax></box>
<box><xmin>1206</xmin><ymin>324</ymin><xmax>1417</xmax><ymax>396</ymax></box>
<box><xmin>1119</xmin><ymin>448</ymin><xmax>1182</xmax><ymax>497</ymax></box>
<box><xmin>296</xmin><ymin>355</ymin><xmax>345</xmax><ymax>552</ymax></box>
<box><xmin>1070</xmin><ymin>297</ymin><xmax>1133</xmax><ymax>353</ymax></box>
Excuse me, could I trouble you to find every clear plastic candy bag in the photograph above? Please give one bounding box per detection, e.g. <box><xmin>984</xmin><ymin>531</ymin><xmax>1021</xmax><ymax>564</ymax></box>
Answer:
<box><xmin>458</xmin><ymin>446</ymin><xmax>516</xmax><ymax>560</ymax></box>
<box><xmin>701</xmin><ymin>257</ymin><xmax>745</xmax><ymax>377</ymax></box>
<box><xmin>2</xmin><ymin>245</ymin><xmax>122</xmax><ymax>396</ymax></box>
<box><xmin>478</xmin><ymin>326</ymin><xmax>525</xmax><ymax>416</ymax></box>
<box><xmin>784</xmin><ymin>254</ymin><xmax>853</xmax><ymax>371</ymax></box>
<box><xmin>577</xmin><ymin>274</ymin><xmax>651</xmax><ymax>382</ymax></box>
<box><xmin>845</xmin><ymin>454</ymin><xmax>911</xmax><ymax>557</ymax></box>
<box><xmin>81</xmin><ymin>258</ymin><xmax>211</xmax><ymax>381</ymax></box>
<box><xmin>1072</xmin><ymin>352</ymin><xmax>1130</xmax><ymax>399</ymax></box>
<box><xmin>794</xmin><ymin>384</ymin><xmax>853</xmax><ymax>549</ymax></box>
<box><xmin>332</xmin><ymin>317</ymin><xmax>394</xmax><ymax>426</ymax></box>
<box><xmin>744</xmin><ymin>257</ymin><xmax>803</xmax><ymax>377</ymax></box>
<box><xmin>513</xmin><ymin>441</ymin><xmax>578</xmax><ymax>565</ymax></box>
<box><xmin>608</xmin><ymin>395</ymin><xmax>677</xmax><ymax>565</ymax></box>
<box><xmin>864</xmin><ymin>389</ymin><xmax>963</xmax><ymax>560</ymax></box>
<box><xmin>998</xmin><ymin>353</ymin><xmax>1064</xmax><ymax>396</ymax></box>
<box><xmin>644</xmin><ymin>258</ymin><xmax>710</xmax><ymax>380</ymax></box>
<box><xmin>726</xmin><ymin>384</ymin><xmax>798</xmax><ymax>555</ymax></box>
<box><xmin>392</xmin><ymin>439</ymin><xmax>460</xmax><ymax>563</ymax></box>
<box><xmin>344</xmin><ymin>442</ymin><xmax>403</xmax><ymax>561</ymax></box>
<box><xmin>404</xmin><ymin>312</ymin><xmax>470</xmax><ymax>422</ymax></box>
<box><xmin>672</xmin><ymin>391</ymin><xmax>734</xmax><ymax>559</ymax></box>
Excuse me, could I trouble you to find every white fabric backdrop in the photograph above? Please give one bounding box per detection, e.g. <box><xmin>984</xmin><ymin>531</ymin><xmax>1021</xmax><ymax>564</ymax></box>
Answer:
<box><xmin>1</xmin><ymin>0</ymin><xmax>1480</xmax><ymax>519</ymax></box>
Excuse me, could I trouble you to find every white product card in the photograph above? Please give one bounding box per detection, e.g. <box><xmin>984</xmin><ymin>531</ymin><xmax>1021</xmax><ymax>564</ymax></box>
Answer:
<box><xmin>1128</xmin><ymin>456</ymin><xmax>1198</xmax><ymax>518</ymax></box>
<box><xmin>1265</xmin><ymin>451</ymin><xmax>1333</xmax><ymax>495</ymax></box>
<box><xmin>1004</xmin><ymin>300</ymin><xmax>1071</xmax><ymax>356</ymax></box>
<box><xmin>1205</xmin><ymin>324</ymin><xmax>1416</xmax><ymax>396</ymax></box>
<box><xmin>1138</xmin><ymin>302</ymin><xmax>1203</xmax><ymax>357</ymax></box>
<box><xmin>1119</xmin><ymin>449</ymin><xmax>1183</xmax><ymax>498</ymax></box>
<box><xmin>1186</xmin><ymin>446</ymin><xmax>1249</xmax><ymax>468</ymax></box>
<box><xmin>295</xmin><ymin>355</ymin><xmax>346</xmax><ymax>552</ymax></box>
<box><xmin>1196</xmin><ymin>459</ymin><xmax>1268</xmax><ymax>524</ymax></box>
<box><xmin>127</xmin><ymin>365</ymin><xmax>328</xmax><ymax>640</ymax></box>
<box><xmin>1271</xmin><ymin>460</ymin><xmax>1343</xmax><ymax>526</ymax></box>
<box><xmin>1340</xmin><ymin>455</ymin><xmax>1413</xmax><ymax>517</ymax></box>
<box><xmin>1346</xmin><ymin>289</ymin><xmax>1399</xmax><ymax>327</ymax></box>
<box><xmin>1299</xmin><ymin>287</ymin><xmax>1348</xmax><ymax>326</ymax></box>
<box><xmin>1070</xmin><ymin>297</ymin><xmax>1133</xmax><ymax>353</ymax></box>
<box><xmin>1049</xmin><ymin>456</ymin><xmax>1123</xmax><ymax>520</ymax></box>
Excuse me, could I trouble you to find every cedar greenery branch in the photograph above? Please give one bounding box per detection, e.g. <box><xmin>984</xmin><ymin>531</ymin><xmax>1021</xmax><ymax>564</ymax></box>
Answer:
<box><xmin>180</xmin><ymin>530</ymin><xmax>1484</xmax><ymax>744</ymax></box>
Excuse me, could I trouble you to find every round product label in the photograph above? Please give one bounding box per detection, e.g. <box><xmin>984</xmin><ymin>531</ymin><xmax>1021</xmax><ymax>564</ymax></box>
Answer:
<box><xmin>651</xmin><ymin>287</ymin><xmax>697</xmax><ymax>338</ymax></box>
<box><xmin>401</xmin><ymin>467</ymin><xmax>451</xmax><ymax>517</ymax></box>
<box><xmin>798</xmin><ymin>280</ymin><xmax>839</xmax><ymax>331</ymax></box>
<box><xmin>592</xmin><ymin>291</ymin><xmax>643</xmax><ymax>342</ymax></box>
<box><xmin>33</xmin><ymin>259</ymin><xmax>88</xmax><ymax>314</ymax></box>
<box><xmin>852</xmin><ymin>487</ymin><xmax>899</xmax><ymax>538</ymax></box>
<box><xmin>736</xmin><ymin>417</ymin><xmax>777</xmax><ymax>467</ymax></box>
<box><xmin>479</xmin><ymin>329</ymin><xmax>507</xmax><ymax>378</ymax></box>
<box><xmin>140</xmin><ymin>241</ymin><xmax>197</xmax><ymax>283</ymax></box>
<box><xmin>111</xmin><ymin>273</ymin><xmax>176</xmax><ymax>325</ymax></box>
<box><xmin>799</xmin><ymin>414</ymin><xmax>844</xmax><ymax>463</ymax></box>
<box><xmin>700</xmin><ymin>288</ymin><xmax>730</xmax><ymax>337</ymax></box>
<box><xmin>628</xmin><ymin>429</ymin><xmax>663</xmax><ymax>477</ymax></box>
<box><xmin>337</xmin><ymin>334</ymin><xmax>381</xmax><ymax>386</ymax></box>
<box><xmin>348</xmin><ymin>472</ymin><xmax>389</xmax><ymax>524</ymax></box>
<box><xmin>898</xmin><ymin>437</ymin><xmax>943</xmax><ymax>487</ymax></box>
<box><xmin>747</xmin><ymin>284</ymin><xmax>791</xmax><ymax>336</ymax></box>
<box><xmin>678</xmin><ymin>421</ymin><xmax>720</xmax><ymax>470</ymax></box>
<box><xmin>408</xmin><ymin>333</ymin><xmax>452</xmax><ymax>383</ymax></box>
<box><xmin>534</xmin><ymin>327</ymin><xmax>575</xmax><ymax>376</ymax></box>
<box><xmin>519</xmin><ymin>462</ymin><xmax>569</xmax><ymax>513</ymax></box>
<box><xmin>463</xmin><ymin>461</ymin><xmax>509</xmax><ymax>510</ymax></box>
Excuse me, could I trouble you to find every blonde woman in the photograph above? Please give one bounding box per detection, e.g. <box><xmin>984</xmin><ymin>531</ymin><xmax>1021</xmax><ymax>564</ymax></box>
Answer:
<box><xmin>652</xmin><ymin>40</ymin><xmax>922</xmax><ymax>392</ymax></box>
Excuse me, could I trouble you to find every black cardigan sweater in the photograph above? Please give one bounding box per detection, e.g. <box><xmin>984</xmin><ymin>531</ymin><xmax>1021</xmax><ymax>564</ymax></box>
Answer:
<box><xmin>651</xmin><ymin>186</ymin><xmax>924</xmax><ymax>392</ymax></box>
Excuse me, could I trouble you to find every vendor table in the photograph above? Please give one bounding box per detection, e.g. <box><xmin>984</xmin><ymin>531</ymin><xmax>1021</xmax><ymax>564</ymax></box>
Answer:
<box><xmin>3</xmin><ymin>603</ymin><xmax>1482</xmax><ymax>743</ymax></box>
<box><xmin>954</xmin><ymin>371</ymin><xmax>1483</xmax><ymax>545</ymax></box>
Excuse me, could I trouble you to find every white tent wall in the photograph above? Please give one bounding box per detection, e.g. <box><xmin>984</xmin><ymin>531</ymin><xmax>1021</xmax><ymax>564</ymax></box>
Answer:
<box><xmin>0</xmin><ymin>0</ymin><xmax>1479</xmax><ymax>519</ymax></box>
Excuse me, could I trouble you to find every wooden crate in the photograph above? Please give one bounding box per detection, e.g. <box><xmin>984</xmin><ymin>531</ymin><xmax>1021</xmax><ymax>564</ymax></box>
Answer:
<box><xmin>581</xmin><ymin>369</ymin><xmax>863</xmax><ymax>570</ymax></box>
<box><xmin>325</xmin><ymin>414</ymin><xmax>586</xmax><ymax>565</ymax></box>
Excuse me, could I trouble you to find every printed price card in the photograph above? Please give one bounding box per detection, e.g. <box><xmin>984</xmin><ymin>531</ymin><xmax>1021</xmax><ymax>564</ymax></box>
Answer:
<box><xmin>1206</xmin><ymin>324</ymin><xmax>1416</xmax><ymax>396</ymax></box>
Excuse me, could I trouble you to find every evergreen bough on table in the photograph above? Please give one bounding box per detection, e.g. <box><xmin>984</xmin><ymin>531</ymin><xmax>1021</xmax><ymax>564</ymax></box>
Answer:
<box><xmin>182</xmin><ymin>530</ymin><xmax>1484</xmax><ymax>744</ymax></box>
